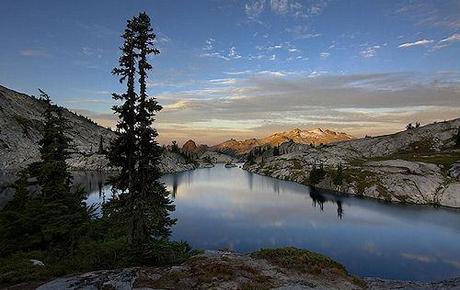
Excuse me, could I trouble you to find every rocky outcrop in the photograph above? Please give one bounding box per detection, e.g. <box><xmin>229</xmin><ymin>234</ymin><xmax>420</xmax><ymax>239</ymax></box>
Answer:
<box><xmin>439</xmin><ymin>183</ymin><xmax>460</xmax><ymax>208</ymax></box>
<box><xmin>35</xmin><ymin>249</ymin><xmax>365</xmax><ymax>290</ymax></box>
<box><xmin>67</xmin><ymin>153</ymin><xmax>112</xmax><ymax>171</ymax></box>
<box><xmin>182</xmin><ymin>139</ymin><xmax>198</xmax><ymax>152</ymax></box>
<box><xmin>244</xmin><ymin>119</ymin><xmax>460</xmax><ymax>208</ymax></box>
<box><xmin>448</xmin><ymin>162</ymin><xmax>460</xmax><ymax>180</ymax></box>
<box><xmin>0</xmin><ymin>85</ymin><xmax>114</xmax><ymax>170</ymax></box>
<box><xmin>158</xmin><ymin>151</ymin><xmax>197</xmax><ymax>174</ymax></box>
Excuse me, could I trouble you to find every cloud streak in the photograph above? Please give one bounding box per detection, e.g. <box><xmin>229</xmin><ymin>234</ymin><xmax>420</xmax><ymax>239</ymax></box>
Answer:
<box><xmin>398</xmin><ymin>39</ymin><xmax>434</xmax><ymax>48</ymax></box>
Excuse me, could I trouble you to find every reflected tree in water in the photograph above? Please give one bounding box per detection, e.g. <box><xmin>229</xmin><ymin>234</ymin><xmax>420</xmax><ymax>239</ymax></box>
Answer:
<box><xmin>337</xmin><ymin>200</ymin><xmax>343</xmax><ymax>219</ymax></box>
<box><xmin>310</xmin><ymin>187</ymin><xmax>344</xmax><ymax>219</ymax></box>
<box><xmin>310</xmin><ymin>188</ymin><xmax>326</xmax><ymax>211</ymax></box>
<box><xmin>172</xmin><ymin>175</ymin><xmax>178</xmax><ymax>199</ymax></box>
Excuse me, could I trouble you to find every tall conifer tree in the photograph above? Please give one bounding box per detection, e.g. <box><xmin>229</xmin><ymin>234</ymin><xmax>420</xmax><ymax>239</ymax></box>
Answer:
<box><xmin>108</xmin><ymin>12</ymin><xmax>175</xmax><ymax>249</ymax></box>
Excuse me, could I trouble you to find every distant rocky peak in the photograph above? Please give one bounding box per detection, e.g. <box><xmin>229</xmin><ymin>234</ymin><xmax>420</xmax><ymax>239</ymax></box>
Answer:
<box><xmin>182</xmin><ymin>139</ymin><xmax>198</xmax><ymax>151</ymax></box>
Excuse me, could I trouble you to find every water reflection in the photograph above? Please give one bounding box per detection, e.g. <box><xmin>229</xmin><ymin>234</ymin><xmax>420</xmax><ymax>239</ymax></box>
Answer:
<box><xmin>171</xmin><ymin>174</ymin><xmax>178</xmax><ymax>199</ymax></box>
<box><xmin>310</xmin><ymin>187</ymin><xmax>344</xmax><ymax>219</ymax></box>
<box><xmin>8</xmin><ymin>165</ymin><xmax>460</xmax><ymax>281</ymax></box>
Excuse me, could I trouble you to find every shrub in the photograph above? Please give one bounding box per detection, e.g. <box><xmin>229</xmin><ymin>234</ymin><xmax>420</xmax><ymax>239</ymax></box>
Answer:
<box><xmin>309</xmin><ymin>164</ymin><xmax>326</xmax><ymax>185</ymax></box>
<box><xmin>333</xmin><ymin>164</ymin><xmax>344</xmax><ymax>186</ymax></box>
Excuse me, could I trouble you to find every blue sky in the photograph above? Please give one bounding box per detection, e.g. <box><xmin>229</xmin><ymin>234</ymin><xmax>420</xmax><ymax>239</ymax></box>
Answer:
<box><xmin>1</xmin><ymin>0</ymin><xmax>459</xmax><ymax>144</ymax></box>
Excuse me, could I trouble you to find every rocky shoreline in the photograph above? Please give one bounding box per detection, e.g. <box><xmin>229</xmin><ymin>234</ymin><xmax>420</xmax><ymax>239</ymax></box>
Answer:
<box><xmin>8</xmin><ymin>249</ymin><xmax>459</xmax><ymax>290</ymax></box>
<box><xmin>243</xmin><ymin>118</ymin><xmax>460</xmax><ymax>208</ymax></box>
<box><xmin>244</xmin><ymin>158</ymin><xmax>460</xmax><ymax>208</ymax></box>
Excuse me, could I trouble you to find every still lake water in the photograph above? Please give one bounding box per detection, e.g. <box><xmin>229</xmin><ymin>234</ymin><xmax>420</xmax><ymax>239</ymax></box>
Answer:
<box><xmin>78</xmin><ymin>164</ymin><xmax>460</xmax><ymax>282</ymax></box>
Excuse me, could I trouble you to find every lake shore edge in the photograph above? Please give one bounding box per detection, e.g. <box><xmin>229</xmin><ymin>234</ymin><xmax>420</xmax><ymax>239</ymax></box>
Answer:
<box><xmin>11</xmin><ymin>247</ymin><xmax>460</xmax><ymax>290</ymax></box>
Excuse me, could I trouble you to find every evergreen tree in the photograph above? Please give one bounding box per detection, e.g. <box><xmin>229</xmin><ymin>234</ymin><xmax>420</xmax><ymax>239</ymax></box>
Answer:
<box><xmin>132</xmin><ymin>12</ymin><xmax>174</xmax><ymax>245</ymax></box>
<box><xmin>246</xmin><ymin>151</ymin><xmax>255</xmax><ymax>165</ymax></box>
<box><xmin>309</xmin><ymin>163</ymin><xmax>326</xmax><ymax>185</ymax></box>
<box><xmin>98</xmin><ymin>135</ymin><xmax>104</xmax><ymax>154</ymax></box>
<box><xmin>0</xmin><ymin>90</ymin><xmax>90</xmax><ymax>255</ymax></box>
<box><xmin>333</xmin><ymin>163</ymin><xmax>344</xmax><ymax>186</ymax></box>
<box><xmin>171</xmin><ymin>140</ymin><xmax>179</xmax><ymax>152</ymax></box>
<box><xmin>108</xmin><ymin>12</ymin><xmax>175</xmax><ymax>251</ymax></box>
<box><xmin>109</xmin><ymin>15</ymin><xmax>138</xmax><ymax>193</ymax></box>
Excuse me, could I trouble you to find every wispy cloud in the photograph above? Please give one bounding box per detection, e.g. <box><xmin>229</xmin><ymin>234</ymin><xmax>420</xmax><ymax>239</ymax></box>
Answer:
<box><xmin>401</xmin><ymin>253</ymin><xmax>435</xmax><ymax>263</ymax></box>
<box><xmin>270</xmin><ymin>0</ymin><xmax>289</xmax><ymax>15</ymax></box>
<box><xmin>320</xmin><ymin>52</ymin><xmax>330</xmax><ymax>59</ymax></box>
<box><xmin>200</xmin><ymin>38</ymin><xmax>229</xmax><ymax>60</ymax></box>
<box><xmin>19</xmin><ymin>48</ymin><xmax>50</xmax><ymax>58</ymax></box>
<box><xmin>229</xmin><ymin>46</ymin><xmax>242</xmax><ymax>59</ymax></box>
<box><xmin>201</xmin><ymin>52</ymin><xmax>230</xmax><ymax>60</ymax></box>
<box><xmin>433</xmin><ymin>33</ymin><xmax>460</xmax><ymax>50</ymax></box>
<box><xmin>200</xmin><ymin>39</ymin><xmax>243</xmax><ymax>61</ymax></box>
<box><xmin>208</xmin><ymin>78</ymin><xmax>238</xmax><ymax>85</ymax></box>
<box><xmin>398</xmin><ymin>39</ymin><xmax>434</xmax><ymax>48</ymax></box>
<box><xmin>245</xmin><ymin>0</ymin><xmax>265</xmax><ymax>19</ymax></box>
<box><xmin>396</xmin><ymin>1</ymin><xmax>460</xmax><ymax>29</ymax></box>
<box><xmin>203</xmin><ymin>38</ymin><xmax>215</xmax><ymax>51</ymax></box>
<box><xmin>225</xmin><ymin>70</ymin><xmax>253</xmax><ymax>76</ymax></box>
<box><xmin>360</xmin><ymin>46</ymin><xmax>380</xmax><ymax>58</ymax></box>
<box><xmin>440</xmin><ymin>33</ymin><xmax>460</xmax><ymax>43</ymax></box>
<box><xmin>245</xmin><ymin>0</ymin><xmax>329</xmax><ymax>20</ymax></box>
<box><xmin>285</xmin><ymin>25</ymin><xmax>321</xmax><ymax>40</ymax></box>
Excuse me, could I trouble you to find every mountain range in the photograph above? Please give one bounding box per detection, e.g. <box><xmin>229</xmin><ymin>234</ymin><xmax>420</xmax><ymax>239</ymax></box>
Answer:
<box><xmin>209</xmin><ymin>128</ymin><xmax>353</xmax><ymax>156</ymax></box>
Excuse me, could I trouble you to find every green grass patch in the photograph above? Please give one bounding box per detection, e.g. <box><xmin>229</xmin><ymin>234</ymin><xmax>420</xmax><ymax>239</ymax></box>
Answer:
<box><xmin>251</xmin><ymin>247</ymin><xmax>348</xmax><ymax>277</ymax></box>
<box><xmin>251</xmin><ymin>247</ymin><xmax>366</xmax><ymax>288</ymax></box>
<box><xmin>368</xmin><ymin>150</ymin><xmax>460</xmax><ymax>170</ymax></box>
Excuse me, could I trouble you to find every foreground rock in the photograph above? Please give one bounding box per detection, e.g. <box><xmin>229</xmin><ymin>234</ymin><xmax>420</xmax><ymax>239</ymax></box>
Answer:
<box><xmin>35</xmin><ymin>248</ymin><xmax>365</xmax><ymax>290</ymax></box>
<box><xmin>24</xmin><ymin>248</ymin><xmax>460</xmax><ymax>290</ymax></box>
<box><xmin>366</xmin><ymin>277</ymin><xmax>460</xmax><ymax>290</ymax></box>
<box><xmin>244</xmin><ymin>119</ymin><xmax>460</xmax><ymax>208</ymax></box>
